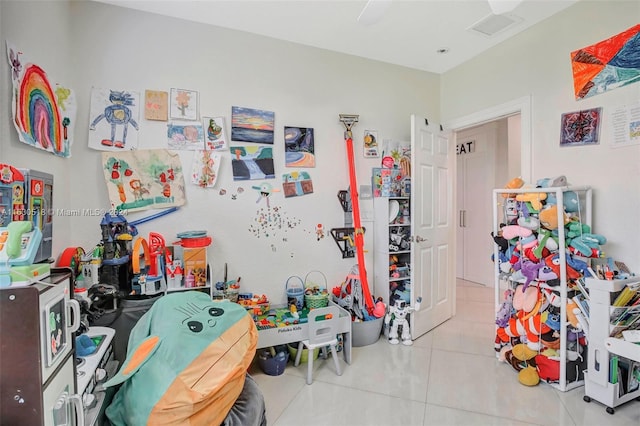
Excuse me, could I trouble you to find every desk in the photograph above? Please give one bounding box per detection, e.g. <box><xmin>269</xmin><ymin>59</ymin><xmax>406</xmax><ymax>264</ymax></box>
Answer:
<box><xmin>256</xmin><ymin>302</ymin><xmax>352</xmax><ymax>364</ymax></box>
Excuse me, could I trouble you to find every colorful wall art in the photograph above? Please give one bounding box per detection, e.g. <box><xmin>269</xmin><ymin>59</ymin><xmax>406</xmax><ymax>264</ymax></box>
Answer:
<box><xmin>230</xmin><ymin>145</ymin><xmax>274</xmax><ymax>181</ymax></box>
<box><xmin>6</xmin><ymin>41</ymin><xmax>77</xmax><ymax>158</ymax></box>
<box><xmin>170</xmin><ymin>88</ymin><xmax>199</xmax><ymax>120</ymax></box>
<box><xmin>191</xmin><ymin>150</ymin><xmax>221</xmax><ymax>188</ymax></box>
<box><xmin>559</xmin><ymin>107</ymin><xmax>602</xmax><ymax>147</ymax></box>
<box><xmin>167</xmin><ymin>121</ymin><xmax>204</xmax><ymax>150</ymax></box>
<box><xmin>282</xmin><ymin>171</ymin><xmax>313</xmax><ymax>197</ymax></box>
<box><xmin>89</xmin><ymin>88</ymin><xmax>140</xmax><ymax>150</ymax></box>
<box><xmin>144</xmin><ymin>90</ymin><xmax>168</xmax><ymax>121</ymax></box>
<box><xmin>364</xmin><ymin>130</ymin><xmax>379</xmax><ymax>157</ymax></box>
<box><xmin>231</xmin><ymin>106</ymin><xmax>274</xmax><ymax>144</ymax></box>
<box><xmin>101</xmin><ymin>149</ymin><xmax>185</xmax><ymax>212</ymax></box>
<box><xmin>203</xmin><ymin>116</ymin><xmax>228</xmax><ymax>150</ymax></box>
<box><xmin>284</xmin><ymin>126</ymin><xmax>315</xmax><ymax>167</ymax></box>
<box><xmin>571</xmin><ymin>24</ymin><xmax>640</xmax><ymax>100</ymax></box>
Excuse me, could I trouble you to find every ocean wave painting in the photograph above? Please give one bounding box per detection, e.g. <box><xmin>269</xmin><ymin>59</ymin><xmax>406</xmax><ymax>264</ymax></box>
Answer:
<box><xmin>231</xmin><ymin>106</ymin><xmax>274</xmax><ymax>144</ymax></box>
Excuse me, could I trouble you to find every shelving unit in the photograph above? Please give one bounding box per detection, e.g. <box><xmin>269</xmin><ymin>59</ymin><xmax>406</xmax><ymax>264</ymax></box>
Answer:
<box><xmin>584</xmin><ymin>277</ymin><xmax>640</xmax><ymax>414</ymax></box>
<box><xmin>492</xmin><ymin>185</ymin><xmax>592</xmax><ymax>392</ymax></box>
<box><xmin>374</xmin><ymin>196</ymin><xmax>412</xmax><ymax>306</ymax></box>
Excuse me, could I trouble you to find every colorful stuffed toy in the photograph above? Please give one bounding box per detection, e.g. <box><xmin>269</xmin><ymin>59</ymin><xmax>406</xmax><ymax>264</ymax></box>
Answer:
<box><xmin>104</xmin><ymin>292</ymin><xmax>258</xmax><ymax>426</ymax></box>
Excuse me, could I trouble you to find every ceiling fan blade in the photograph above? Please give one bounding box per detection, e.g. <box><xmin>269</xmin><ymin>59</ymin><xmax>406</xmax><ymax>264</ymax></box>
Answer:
<box><xmin>357</xmin><ymin>0</ymin><xmax>393</xmax><ymax>26</ymax></box>
<box><xmin>487</xmin><ymin>0</ymin><xmax>523</xmax><ymax>15</ymax></box>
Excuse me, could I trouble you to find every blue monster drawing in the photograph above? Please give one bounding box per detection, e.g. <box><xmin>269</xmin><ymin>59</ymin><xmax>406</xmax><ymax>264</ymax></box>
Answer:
<box><xmin>90</xmin><ymin>90</ymin><xmax>139</xmax><ymax>148</ymax></box>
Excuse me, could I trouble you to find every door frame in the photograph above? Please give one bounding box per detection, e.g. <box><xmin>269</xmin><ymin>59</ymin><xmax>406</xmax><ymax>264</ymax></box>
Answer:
<box><xmin>443</xmin><ymin>95</ymin><xmax>532</xmax><ymax>182</ymax></box>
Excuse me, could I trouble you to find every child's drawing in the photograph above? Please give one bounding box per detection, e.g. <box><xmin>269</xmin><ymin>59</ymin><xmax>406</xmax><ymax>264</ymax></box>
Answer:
<box><xmin>203</xmin><ymin>116</ymin><xmax>228</xmax><ymax>150</ymax></box>
<box><xmin>144</xmin><ymin>90</ymin><xmax>168</xmax><ymax>121</ymax></box>
<box><xmin>170</xmin><ymin>88</ymin><xmax>199</xmax><ymax>121</ymax></box>
<box><xmin>167</xmin><ymin>121</ymin><xmax>204</xmax><ymax>150</ymax></box>
<box><xmin>89</xmin><ymin>88</ymin><xmax>140</xmax><ymax>150</ymax></box>
<box><xmin>191</xmin><ymin>150</ymin><xmax>221</xmax><ymax>188</ymax></box>
<box><xmin>6</xmin><ymin>41</ymin><xmax>76</xmax><ymax>158</ymax></box>
<box><xmin>102</xmin><ymin>149</ymin><xmax>185</xmax><ymax>212</ymax></box>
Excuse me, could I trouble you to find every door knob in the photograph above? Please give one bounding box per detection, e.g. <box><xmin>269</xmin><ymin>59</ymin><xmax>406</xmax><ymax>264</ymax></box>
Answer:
<box><xmin>415</xmin><ymin>235</ymin><xmax>427</xmax><ymax>243</ymax></box>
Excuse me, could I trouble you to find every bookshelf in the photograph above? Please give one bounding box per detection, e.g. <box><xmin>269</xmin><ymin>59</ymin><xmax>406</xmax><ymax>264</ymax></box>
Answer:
<box><xmin>583</xmin><ymin>277</ymin><xmax>640</xmax><ymax>414</ymax></box>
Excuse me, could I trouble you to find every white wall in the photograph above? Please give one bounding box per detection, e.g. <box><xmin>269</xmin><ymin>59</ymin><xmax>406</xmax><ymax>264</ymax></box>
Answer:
<box><xmin>1</xmin><ymin>0</ymin><xmax>439</xmax><ymax>301</ymax></box>
<box><xmin>442</xmin><ymin>1</ymin><xmax>640</xmax><ymax>271</ymax></box>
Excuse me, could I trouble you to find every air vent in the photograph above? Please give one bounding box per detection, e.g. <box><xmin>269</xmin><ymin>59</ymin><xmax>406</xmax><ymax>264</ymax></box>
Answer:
<box><xmin>468</xmin><ymin>13</ymin><xmax>522</xmax><ymax>36</ymax></box>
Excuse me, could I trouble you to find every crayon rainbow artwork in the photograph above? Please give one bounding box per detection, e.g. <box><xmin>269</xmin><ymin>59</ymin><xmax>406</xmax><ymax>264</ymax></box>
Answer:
<box><xmin>7</xmin><ymin>41</ymin><xmax>76</xmax><ymax>158</ymax></box>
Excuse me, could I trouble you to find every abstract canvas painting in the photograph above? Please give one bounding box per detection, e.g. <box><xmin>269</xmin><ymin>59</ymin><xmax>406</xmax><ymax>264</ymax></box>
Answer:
<box><xmin>284</xmin><ymin>126</ymin><xmax>315</xmax><ymax>167</ymax></box>
<box><xmin>559</xmin><ymin>108</ymin><xmax>602</xmax><ymax>147</ymax></box>
<box><xmin>571</xmin><ymin>24</ymin><xmax>640</xmax><ymax>100</ymax></box>
<box><xmin>231</xmin><ymin>106</ymin><xmax>274</xmax><ymax>144</ymax></box>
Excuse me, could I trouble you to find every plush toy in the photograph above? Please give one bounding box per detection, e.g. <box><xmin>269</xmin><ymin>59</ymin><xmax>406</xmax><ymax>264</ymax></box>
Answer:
<box><xmin>546</xmin><ymin>190</ymin><xmax>579</xmax><ymax>212</ymax></box>
<box><xmin>544</xmin><ymin>253</ymin><xmax>582</xmax><ymax>280</ymax></box>
<box><xmin>569</xmin><ymin>233</ymin><xmax>606</xmax><ymax>258</ymax></box>
<box><xmin>501</xmin><ymin>224</ymin><xmax>532</xmax><ymax>240</ymax></box>
<box><xmin>502</xmin><ymin>176</ymin><xmax>524</xmax><ymax>198</ymax></box>
<box><xmin>520</xmin><ymin>259</ymin><xmax>545</xmax><ymax>289</ymax></box>
<box><xmin>536</xmin><ymin>175</ymin><xmax>567</xmax><ymax>188</ymax></box>
<box><xmin>495</xmin><ymin>289</ymin><xmax>515</xmax><ymax>328</ymax></box>
<box><xmin>539</xmin><ymin>205</ymin><xmax>569</xmax><ymax>230</ymax></box>
<box><xmin>104</xmin><ymin>292</ymin><xmax>258</xmax><ymax>426</ymax></box>
<box><xmin>515</xmin><ymin>192</ymin><xmax>547</xmax><ymax>212</ymax></box>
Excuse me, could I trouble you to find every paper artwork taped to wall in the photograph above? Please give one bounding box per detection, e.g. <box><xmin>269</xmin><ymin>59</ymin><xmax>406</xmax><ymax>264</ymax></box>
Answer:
<box><xmin>191</xmin><ymin>150</ymin><xmax>221</xmax><ymax>188</ymax></box>
<box><xmin>6</xmin><ymin>41</ymin><xmax>77</xmax><ymax>158</ymax></box>
<box><xmin>231</xmin><ymin>106</ymin><xmax>275</xmax><ymax>144</ymax></box>
<box><xmin>284</xmin><ymin>126</ymin><xmax>315</xmax><ymax>167</ymax></box>
<box><xmin>203</xmin><ymin>116</ymin><xmax>228</xmax><ymax>150</ymax></box>
<box><xmin>89</xmin><ymin>88</ymin><xmax>140</xmax><ymax>151</ymax></box>
<box><xmin>144</xmin><ymin>90</ymin><xmax>168</xmax><ymax>121</ymax></box>
<box><xmin>170</xmin><ymin>88</ymin><xmax>199</xmax><ymax>121</ymax></box>
<box><xmin>363</xmin><ymin>130</ymin><xmax>379</xmax><ymax>157</ymax></box>
<box><xmin>571</xmin><ymin>24</ymin><xmax>640</xmax><ymax>100</ymax></box>
<box><xmin>167</xmin><ymin>121</ymin><xmax>204</xmax><ymax>150</ymax></box>
<box><xmin>101</xmin><ymin>149</ymin><xmax>185</xmax><ymax>212</ymax></box>
<box><xmin>282</xmin><ymin>171</ymin><xmax>313</xmax><ymax>197</ymax></box>
<box><xmin>230</xmin><ymin>146</ymin><xmax>274</xmax><ymax>181</ymax></box>
<box><xmin>559</xmin><ymin>108</ymin><xmax>602</xmax><ymax>147</ymax></box>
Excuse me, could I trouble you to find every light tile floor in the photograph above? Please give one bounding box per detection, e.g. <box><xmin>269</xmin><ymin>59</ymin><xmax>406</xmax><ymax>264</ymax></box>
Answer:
<box><xmin>249</xmin><ymin>279</ymin><xmax>640</xmax><ymax>425</ymax></box>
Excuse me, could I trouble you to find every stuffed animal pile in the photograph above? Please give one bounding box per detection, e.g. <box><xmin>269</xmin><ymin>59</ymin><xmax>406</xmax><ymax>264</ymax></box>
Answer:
<box><xmin>493</xmin><ymin>176</ymin><xmax>601</xmax><ymax>387</ymax></box>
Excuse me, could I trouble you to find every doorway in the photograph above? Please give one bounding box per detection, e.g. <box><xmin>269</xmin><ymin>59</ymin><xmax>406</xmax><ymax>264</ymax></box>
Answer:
<box><xmin>445</xmin><ymin>96</ymin><xmax>531</xmax><ymax>287</ymax></box>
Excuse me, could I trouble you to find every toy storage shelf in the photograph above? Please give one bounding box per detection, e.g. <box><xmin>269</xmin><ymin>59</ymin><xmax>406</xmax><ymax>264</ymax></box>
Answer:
<box><xmin>373</xmin><ymin>196</ymin><xmax>412</xmax><ymax>313</ymax></box>
<box><xmin>584</xmin><ymin>277</ymin><xmax>640</xmax><ymax>414</ymax></box>
<box><xmin>492</xmin><ymin>185</ymin><xmax>592</xmax><ymax>392</ymax></box>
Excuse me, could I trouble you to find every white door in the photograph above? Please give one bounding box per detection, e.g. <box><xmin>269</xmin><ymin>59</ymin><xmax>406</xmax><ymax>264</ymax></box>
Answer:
<box><xmin>456</xmin><ymin>122</ymin><xmax>498</xmax><ymax>286</ymax></box>
<box><xmin>410</xmin><ymin>115</ymin><xmax>455</xmax><ymax>338</ymax></box>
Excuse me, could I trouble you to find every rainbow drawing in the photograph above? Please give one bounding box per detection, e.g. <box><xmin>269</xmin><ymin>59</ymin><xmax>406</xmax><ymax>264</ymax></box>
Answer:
<box><xmin>16</xmin><ymin>64</ymin><xmax>65</xmax><ymax>155</ymax></box>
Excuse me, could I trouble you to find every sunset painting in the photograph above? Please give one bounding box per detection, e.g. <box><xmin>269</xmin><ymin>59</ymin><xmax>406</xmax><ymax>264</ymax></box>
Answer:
<box><xmin>231</xmin><ymin>106</ymin><xmax>274</xmax><ymax>144</ymax></box>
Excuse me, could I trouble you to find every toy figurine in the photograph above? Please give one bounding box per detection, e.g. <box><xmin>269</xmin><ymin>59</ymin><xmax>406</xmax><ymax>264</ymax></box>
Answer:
<box><xmin>385</xmin><ymin>296</ymin><xmax>422</xmax><ymax>345</ymax></box>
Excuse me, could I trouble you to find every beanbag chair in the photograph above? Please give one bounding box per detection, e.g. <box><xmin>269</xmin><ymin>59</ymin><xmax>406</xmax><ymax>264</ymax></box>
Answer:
<box><xmin>104</xmin><ymin>291</ymin><xmax>258</xmax><ymax>425</ymax></box>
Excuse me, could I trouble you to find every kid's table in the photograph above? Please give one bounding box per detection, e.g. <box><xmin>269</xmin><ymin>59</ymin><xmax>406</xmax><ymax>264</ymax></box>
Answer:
<box><xmin>256</xmin><ymin>301</ymin><xmax>352</xmax><ymax>364</ymax></box>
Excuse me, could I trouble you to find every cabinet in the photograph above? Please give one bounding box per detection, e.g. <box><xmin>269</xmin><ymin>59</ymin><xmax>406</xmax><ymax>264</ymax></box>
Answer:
<box><xmin>584</xmin><ymin>277</ymin><xmax>640</xmax><ymax>414</ymax></box>
<box><xmin>492</xmin><ymin>185</ymin><xmax>592</xmax><ymax>392</ymax></box>
<box><xmin>374</xmin><ymin>196</ymin><xmax>413</xmax><ymax>308</ymax></box>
